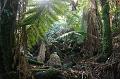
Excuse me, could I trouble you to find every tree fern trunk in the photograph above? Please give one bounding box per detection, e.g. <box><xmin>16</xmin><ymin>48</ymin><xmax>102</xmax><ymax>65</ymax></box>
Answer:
<box><xmin>100</xmin><ymin>0</ymin><xmax>112</xmax><ymax>62</ymax></box>
<box><xmin>0</xmin><ymin>0</ymin><xmax>18</xmax><ymax>79</ymax></box>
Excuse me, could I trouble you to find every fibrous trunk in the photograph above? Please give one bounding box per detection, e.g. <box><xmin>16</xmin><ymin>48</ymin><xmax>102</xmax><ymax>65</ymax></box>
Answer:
<box><xmin>0</xmin><ymin>0</ymin><xmax>18</xmax><ymax>79</ymax></box>
<box><xmin>101</xmin><ymin>0</ymin><xmax>112</xmax><ymax>62</ymax></box>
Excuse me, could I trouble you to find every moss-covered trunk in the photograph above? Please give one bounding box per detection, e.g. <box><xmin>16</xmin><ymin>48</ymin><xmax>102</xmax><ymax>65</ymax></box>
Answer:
<box><xmin>0</xmin><ymin>0</ymin><xmax>18</xmax><ymax>79</ymax></box>
<box><xmin>100</xmin><ymin>0</ymin><xmax>112</xmax><ymax>62</ymax></box>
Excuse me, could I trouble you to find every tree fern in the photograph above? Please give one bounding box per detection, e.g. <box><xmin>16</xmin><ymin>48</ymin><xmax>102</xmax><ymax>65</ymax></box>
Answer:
<box><xmin>22</xmin><ymin>0</ymin><xmax>67</xmax><ymax>47</ymax></box>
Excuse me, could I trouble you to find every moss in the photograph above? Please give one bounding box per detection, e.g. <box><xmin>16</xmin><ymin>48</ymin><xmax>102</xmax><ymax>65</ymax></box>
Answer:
<box><xmin>101</xmin><ymin>1</ymin><xmax>112</xmax><ymax>62</ymax></box>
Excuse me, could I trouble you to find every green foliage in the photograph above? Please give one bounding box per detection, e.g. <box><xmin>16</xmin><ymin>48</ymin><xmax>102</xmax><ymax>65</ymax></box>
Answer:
<box><xmin>112</xmin><ymin>26</ymin><xmax>120</xmax><ymax>34</ymax></box>
<box><xmin>45</xmin><ymin>20</ymin><xmax>68</xmax><ymax>44</ymax></box>
<box><xmin>45</xmin><ymin>0</ymin><xmax>90</xmax><ymax>44</ymax></box>
<box><xmin>22</xmin><ymin>0</ymin><xmax>67</xmax><ymax>47</ymax></box>
<box><xmin>64</xmin><ymin>0</ymin><xmax>90</xmax><ymax>33</ymax></box>
<box><xmin>22</xmin><ymin>0</ymin><xmax>92</xmax><ymax>48</ymax></box>
<box><xmin>56</xmin><ymin>31</ymin><xmax>85</xmax><ymax>44</ymax></box>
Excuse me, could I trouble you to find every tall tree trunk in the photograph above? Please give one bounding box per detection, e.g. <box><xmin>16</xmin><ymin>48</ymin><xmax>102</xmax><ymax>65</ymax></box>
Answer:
<box><xmin>22</xmin><ymin>0</ymin><xmax>28</xmax><ymax>54</ymax></box>
<box><xmin>0</xmin><ymin>0</ymin><xmax>18</xmax><ymax>79</ymax></box>
<box><xmin>99</xmin><ymin>0</ymin><xmax>112</xmax><ymax>62</ymax></box>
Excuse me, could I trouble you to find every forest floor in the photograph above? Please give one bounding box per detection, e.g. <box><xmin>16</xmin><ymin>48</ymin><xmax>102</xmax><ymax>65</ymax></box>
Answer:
<box><xmin>29</xmin><ymin>34</ymin><xmax>120</xmax><ymax>79</ymax></box>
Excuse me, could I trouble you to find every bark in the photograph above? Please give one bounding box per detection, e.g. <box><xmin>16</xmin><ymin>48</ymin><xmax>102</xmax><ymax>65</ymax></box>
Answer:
<box><xmin>0</xmin><ymin>0</ymin><xmax>18</xmax><ymax>79</ymax></box>
<box><xmin>21</xmin><ymin>0</ymin><xmax>28</xmax><ymax>54</ymax></box>
<box><xmin>99</xmin><ymin>0</ymin><xmax>112</xmax><ymax>62</ymax></box>
<box><xmin>37</xmin><ymin>41</ymin><xmax>46</xmax><ymax>62</ymax></box>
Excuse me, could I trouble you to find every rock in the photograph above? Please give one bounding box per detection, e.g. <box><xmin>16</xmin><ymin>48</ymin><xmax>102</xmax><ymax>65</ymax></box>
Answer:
<box><xmin>34</xmin><ymin>70</ymin><xmax>65</xmax><ymax>79</ymax></box>
<box><xmin>47</xmin><ymin>52</ymin><xmax>62</xmax><ymax>67</ymax></box>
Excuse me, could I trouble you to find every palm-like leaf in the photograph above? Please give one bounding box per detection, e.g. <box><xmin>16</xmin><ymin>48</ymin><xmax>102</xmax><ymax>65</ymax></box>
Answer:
<box><xmin>22</xmin><ymin>0</ymin><xmax>67</xmax><ymax>47</ymax></box>
<box><xmin>55</xmin><ymin>31</ymin><xmax>85</xmax><ymax>44</ymax></box>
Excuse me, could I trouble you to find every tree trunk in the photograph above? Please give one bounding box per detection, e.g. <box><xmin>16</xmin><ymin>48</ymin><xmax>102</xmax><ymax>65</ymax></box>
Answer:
<box><xmin>99</xmin><ymin>0</ymin><xmax>112</xmax><ymax>62</ymax></box>
<box><xmin>0</xmin><ymin>0</ymin><xmax>18</xmax><ymax>79</ymax></box>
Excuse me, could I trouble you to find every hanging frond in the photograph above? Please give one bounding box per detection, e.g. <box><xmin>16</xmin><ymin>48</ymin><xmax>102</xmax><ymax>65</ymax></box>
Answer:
<box><xmin>55</xmin><ymin>31</ymin><xmax>85</xmax><ymax>44</ymax></box>
<box><xmin>22</xmin><ymin>0</ymin><xmax>67</xmax><ymax>47</ymax></box>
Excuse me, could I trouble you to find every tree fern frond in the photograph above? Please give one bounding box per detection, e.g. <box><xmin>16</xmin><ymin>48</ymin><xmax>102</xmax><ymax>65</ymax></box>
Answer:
<box><xmin>25</xmin><ymin>7</ymin><xmax>37</xmax><ymax>14</ymax></box>
<box><xmin>22</xmin><ymin>13</ymin><xmax>38</xmax><ymax>25</ymax></box>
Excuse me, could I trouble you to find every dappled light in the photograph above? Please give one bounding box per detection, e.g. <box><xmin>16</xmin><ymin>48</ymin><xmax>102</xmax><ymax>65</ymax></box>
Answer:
<box><xmin>0</xmin><ymin>0</ymin><xmax>120</xmax><ymax>79</ymax></box>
